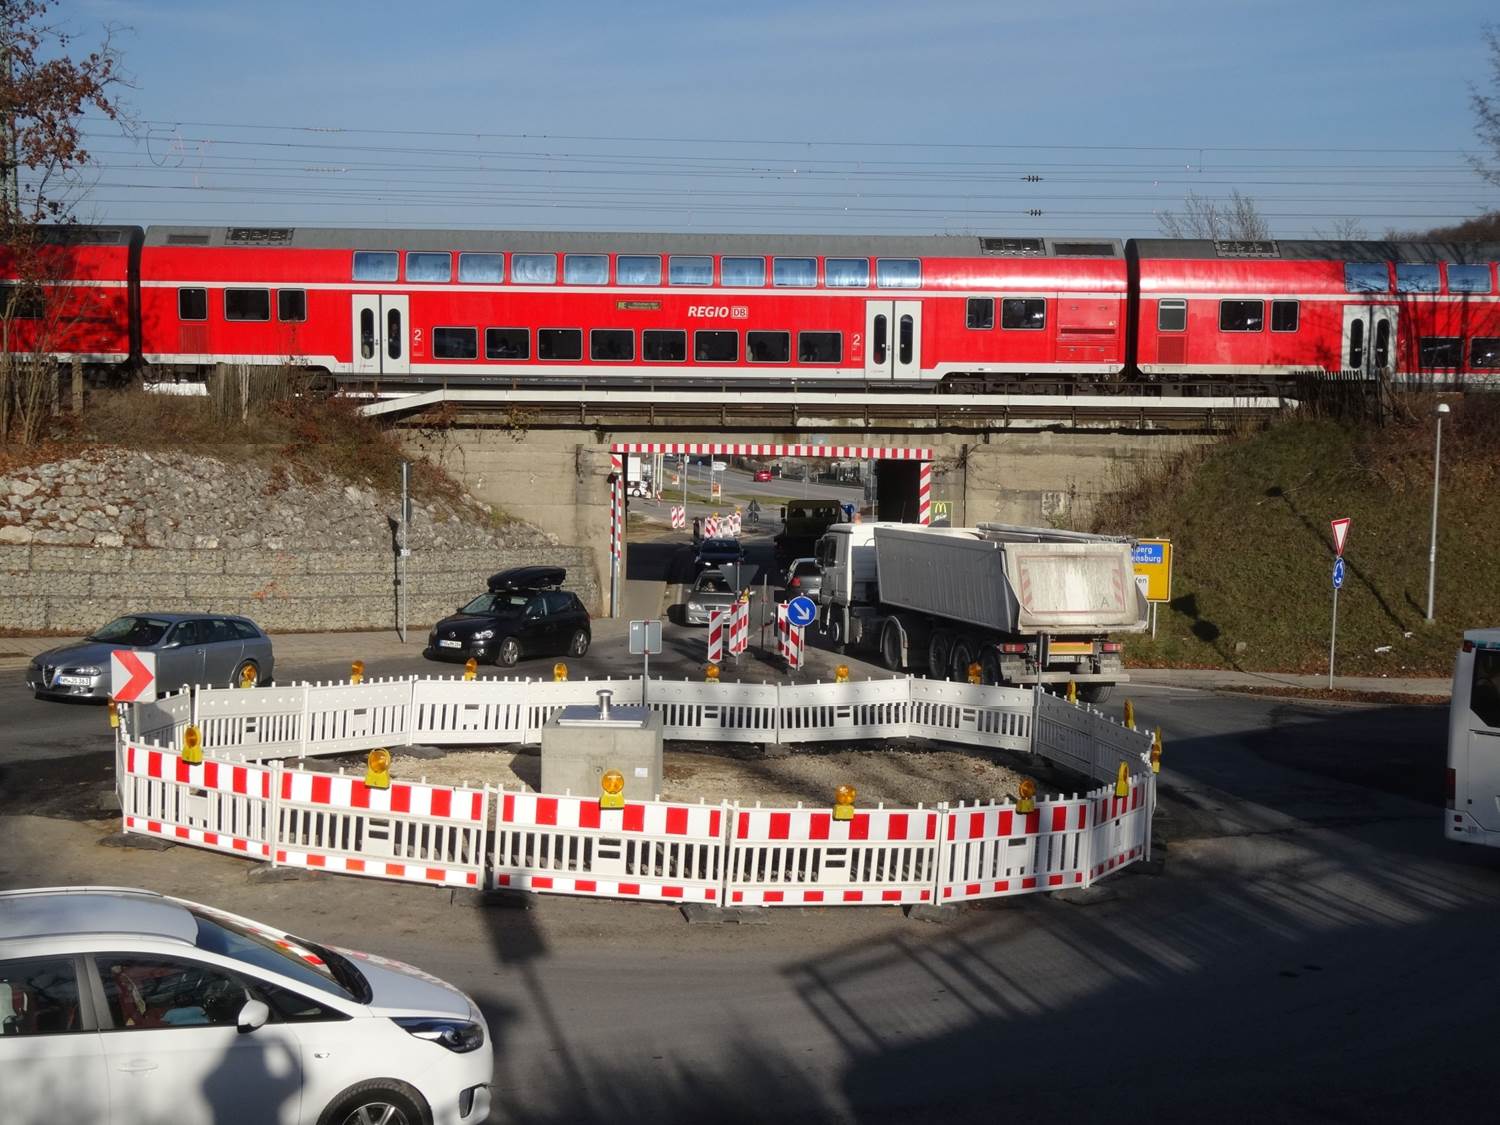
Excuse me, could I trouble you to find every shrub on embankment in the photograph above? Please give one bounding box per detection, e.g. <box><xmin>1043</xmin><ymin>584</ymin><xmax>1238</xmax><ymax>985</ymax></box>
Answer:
<box><xmin>1092</xmin><ymin>393</ymin><xmax>1500</xmax><ymax>678</ymax></box>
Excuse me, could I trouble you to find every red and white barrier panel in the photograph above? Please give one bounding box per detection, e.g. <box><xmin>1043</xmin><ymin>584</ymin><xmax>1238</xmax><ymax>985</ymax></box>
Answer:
<box><xmin>776</xmin><ymin>604</ymin><xmax>804</xmax><ymax>669</ymax></box>
<box><xmin>671</xmin><ymin>505</ymin><xmax>686</xmax><ymax>529</ymax></box>
<box><xmin>937</xmin><ymin>795</ymin><xmax>1093</xmax><ymax>903</ymax></box>
<box><xmin>729</xmin><ymin>598</ymin><xmax>749</xmax><ymax>656</ymax></box>
<box><xmin>726</xmin><ymin>512</ymin><xmax>741</xmax><ymax>536</ymax></box>
<box><xmin>706</xmin><ymin>608</ymin><xmax>726</xmax><ymax>664</ymax></box>
<box><xmin>121</xmin><ymin>743</ymin><xmax>275</xmax><ymax>859</ymax></box>
<box><xmin>725</xmin><ymin>806</ymin><xmax>940</xmax><ymax>906</ymax></box>
<box><xmin>490</xmin><ymin>791</ymin><xmax>728</xmax><ymax>903</ymax></box>
<box><xmin>275</xmin><ymin>768</ymin><xmax>488</xmax><ymax>888</ymax></box>
<box><xmin>1087</xmin><ymin>776</ymin><xmax>1150</xmax><ymax>880</ymax></box>
<box><xmin>704</xmin><ymin>515</ymin><xmax>721</xmax><ymax>537</ymax></box>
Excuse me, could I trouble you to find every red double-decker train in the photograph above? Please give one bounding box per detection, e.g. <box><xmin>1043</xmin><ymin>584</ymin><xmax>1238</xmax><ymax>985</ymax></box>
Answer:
<box><xmin>2</xmin><ymin>225</ymin><xmax>1497</xmax><ymax>389</ymax></box>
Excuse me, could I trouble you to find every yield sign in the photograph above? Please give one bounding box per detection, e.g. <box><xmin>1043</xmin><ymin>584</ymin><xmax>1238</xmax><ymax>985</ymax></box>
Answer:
<box><xmin>110</xmin><ymin>650</ymin><xmax>157</xmax><ymax>704</ymax></box>
<box><xmin>1330</xmin><ymin>517</ymin><xmax>1352</xmax><ymax>557</ymax></box>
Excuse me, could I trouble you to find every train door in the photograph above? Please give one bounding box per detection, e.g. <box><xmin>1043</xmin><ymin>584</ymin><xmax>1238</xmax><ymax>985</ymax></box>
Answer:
<box><xmin>351</xmin><ymin>295</ymin><xmax>411</xmax><ymax>376</ymax></box>
<box><xmin>1341</xmin><ymin>304</ymin><xmax>1398</xmax><ymax>377</ymax></box>
<box><xmin>863</xmin><ymin>301</ymin><xmax>922</xmax><ymax>380</ymax></box>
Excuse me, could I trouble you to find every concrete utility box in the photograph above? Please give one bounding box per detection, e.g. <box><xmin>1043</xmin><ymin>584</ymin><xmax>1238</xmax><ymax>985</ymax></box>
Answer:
<box><xmin>540</xmin><ymin>690</ymin><xmax>663</xmax><ymax>801</ymax></box>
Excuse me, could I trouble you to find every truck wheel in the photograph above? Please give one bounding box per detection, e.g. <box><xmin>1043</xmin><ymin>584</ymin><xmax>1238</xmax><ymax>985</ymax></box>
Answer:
<box><xmin>948</xmin><ymin>637</ymin><xmax>977</xmax><ymax>683</ymax></box>
<box><xmin>979</xmin><ymin>650</ymin><xmax>1002</xmax><ymax>686</ymax></box>
<box><xmin>825</xmin><ymin>614</ymin><xmax>844</xmax><ymax>653</ymax></box>
<box><xmin>927</xmin><ymin>631</ymin><xmax>952</xmax><ymax>680</ymax></box>
<box><xmin>1078</xmin><ymin>683</ymin><xmax>1113</xmax><ymax>704</ymax></box>
<box><xmin>880</xmin><ymin>619</ymin><xmax>905</xmax><ymax>671</ymax></box>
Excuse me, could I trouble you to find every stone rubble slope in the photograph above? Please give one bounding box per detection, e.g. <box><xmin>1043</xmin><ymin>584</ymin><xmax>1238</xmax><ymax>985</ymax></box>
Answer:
<box><xmin>0</xmin><ymin>448</ymin><xmax>555</xmax><ymax>551</ymax></box>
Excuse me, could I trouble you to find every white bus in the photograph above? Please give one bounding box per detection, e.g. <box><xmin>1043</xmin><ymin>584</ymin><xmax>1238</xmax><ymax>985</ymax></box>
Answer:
<box><xmin>1447</xmin><ymin>628</ymin><xmax>1500</xmax><ymax>846</ymax></box>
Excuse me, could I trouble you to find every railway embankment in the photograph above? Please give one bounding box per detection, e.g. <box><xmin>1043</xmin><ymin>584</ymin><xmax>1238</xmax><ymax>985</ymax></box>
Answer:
<box><xmin>1095</xmin><ymin>393</ymin><xmax>1500</xmax><ymax>678</ymax></box>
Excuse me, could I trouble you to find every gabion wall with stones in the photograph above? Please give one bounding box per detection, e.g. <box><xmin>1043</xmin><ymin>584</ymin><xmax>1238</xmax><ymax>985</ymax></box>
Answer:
<box><xmin>0</xmin><ymin>450</ymin><xmax>601</xmax><ymax>632</ymax></box>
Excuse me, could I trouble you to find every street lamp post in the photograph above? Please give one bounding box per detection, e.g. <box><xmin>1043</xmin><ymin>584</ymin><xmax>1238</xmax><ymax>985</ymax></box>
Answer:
<box><xmin>1425</xmin><ymin>402</ymin><xmax>1451</xmax><ymax>623</ymax></box>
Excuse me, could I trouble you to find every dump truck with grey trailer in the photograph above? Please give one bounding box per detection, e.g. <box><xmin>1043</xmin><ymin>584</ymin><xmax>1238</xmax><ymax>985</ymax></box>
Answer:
<box><xmin>815</xmin><ymin>522</ymin><xmax>1147</xmax><ymax>701</ymax></box>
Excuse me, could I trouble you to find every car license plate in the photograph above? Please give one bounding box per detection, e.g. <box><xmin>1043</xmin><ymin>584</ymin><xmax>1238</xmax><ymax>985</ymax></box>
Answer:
<box><xmin>439</xmin><ymin>639</ymin><xmax>463</xmax><ymax>649</ymax></box>
<box><xmin>57</xmin><ymin>675</ymin><xmax>92</xmax><ymax>686</ymax></box>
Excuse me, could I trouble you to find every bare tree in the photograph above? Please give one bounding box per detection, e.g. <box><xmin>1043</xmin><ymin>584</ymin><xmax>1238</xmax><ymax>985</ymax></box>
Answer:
<box><xmin>1471</xmin><ymin>23</ymin><xmax>1500</xmax><ymax>188</ymax></box>
<box><xmin>1315</xmin><ymin>217</ymin><xmax>1370</xmax><ymax>240</ymax></box>
<box><xmin>0</xmin><ymin>0</ymin><xmax>128</xmax><ymax>444</ymax></box>
<box><xmin>1156</xmin><ymin>189</ymin><xmax>1272</xmax><ymax>240</ymax></box>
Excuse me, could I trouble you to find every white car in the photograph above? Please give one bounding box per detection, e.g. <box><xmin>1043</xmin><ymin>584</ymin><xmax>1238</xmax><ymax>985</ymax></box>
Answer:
<box><xmin>0</xmin><ymin>887</ymin><xmax>491</xmax><ymax>1125</ymax></box>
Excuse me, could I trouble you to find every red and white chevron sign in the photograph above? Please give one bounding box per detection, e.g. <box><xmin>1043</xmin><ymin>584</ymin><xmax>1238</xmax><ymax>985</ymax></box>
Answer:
<box><xmin>729</xmin><ymin>598</ymin><xmax>749</xmax><ymax>656</ymax></box>
<box><xmin>776</xmin><ymin>604</ymin><xmax>804</xmax><ymax>669</ymax></box>
<box><xmin>706</xmin><ymin>609</ymin><xmax>726</xmax><ymax>664</ymax></box>
<box><xmin>671</xmin><ymin>505</ymin><xmax>686</xmax><ymax>529</ymax></box>
<box><xmin>110</xmin><ymin>649</ymin><xmax>157</xmax><ymax>703</ymax></box>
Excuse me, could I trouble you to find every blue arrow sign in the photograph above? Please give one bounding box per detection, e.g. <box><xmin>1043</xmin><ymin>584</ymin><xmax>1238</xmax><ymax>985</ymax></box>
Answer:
<box><xmin>1332</xmin><ymin>557</ymin><xmax>1346</xmax><ymax>590</ymax></box>
<box><xmin>786</xmin><ymin>596</ymin><xmax>817</xmax><ymax>628</ymax></box>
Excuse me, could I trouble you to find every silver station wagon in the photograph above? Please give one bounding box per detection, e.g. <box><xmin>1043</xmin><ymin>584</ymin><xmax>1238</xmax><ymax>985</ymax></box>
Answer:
<box><xmin>26</xmin><ymin>613</ymin><xmax>276</xmax><ymax>700</ymax></box>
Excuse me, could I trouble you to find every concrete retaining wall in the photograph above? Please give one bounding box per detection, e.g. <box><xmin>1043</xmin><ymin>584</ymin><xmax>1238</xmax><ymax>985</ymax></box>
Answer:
<box><xmin>0</xmin><ymin>543</ymin><xmax>600</xmax><ymax>633</ymax></box>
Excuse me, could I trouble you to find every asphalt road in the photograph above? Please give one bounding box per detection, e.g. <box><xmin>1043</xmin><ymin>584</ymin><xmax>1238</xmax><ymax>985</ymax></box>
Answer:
<box><xmin>3</xmin><ymin>682</ymin><xmax>1491</xmax><ymax>1124</ymax></box>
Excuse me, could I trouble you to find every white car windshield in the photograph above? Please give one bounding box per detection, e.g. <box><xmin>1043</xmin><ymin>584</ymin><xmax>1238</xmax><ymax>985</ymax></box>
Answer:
<box><xmin>696</xmin><ymin>574</ymin><xmax>732</xmax><ymax>593</ymax></box>
<box><xmin>88</xmin><ymin>616</ymin><xmax>172</xmax><ymax>645</ymax></box>
<box><xmin>191</xmin><ymin>908</ymin><xmax>360</xmax><ymax>1000</ymax></box>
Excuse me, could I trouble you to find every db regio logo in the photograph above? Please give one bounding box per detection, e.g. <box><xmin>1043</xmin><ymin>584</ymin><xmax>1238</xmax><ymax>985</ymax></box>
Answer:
<box><xmin>688</xmin><ymin>306</ymin><xmax>751</xmax><ymax>319</ymax></box>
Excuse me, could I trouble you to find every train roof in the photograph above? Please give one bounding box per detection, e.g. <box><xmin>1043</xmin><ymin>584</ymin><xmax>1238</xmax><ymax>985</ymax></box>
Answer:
<box><xmin>141</xmin><ymin>226</ymin><xmax>1123</xmax><ymax>258</ymax></box>
<box><xmin>1130</xmin><ymin>238</ymin><xmax>1500</xmax><ymax>263</ymax></box>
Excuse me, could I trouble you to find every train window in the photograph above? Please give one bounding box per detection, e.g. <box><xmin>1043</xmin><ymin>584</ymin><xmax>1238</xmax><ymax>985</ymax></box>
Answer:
<box><xmin>387</xmin><ymin>309</ymin><xmax>402</xmax><ymax>359</ymax></box>
<box><xmin>1373</xmin><ymin>319</ymin><xmax>1391</xmax><ymax>369</ymax></box>
<box><xmin>617</xmin><ymin>256</ymin><xmax>662</xmax><ymax>285</ymax></box>
<box><xmin>360</xmin><ymin>309</ymin><xmax>375</xmax><ymax>359</ymax></box>
<box><xmin>798</xmin><ymin>331</ymin><xmax>842</xmax><ymax>363</ymax></box>
<box><xmin>458</xmin><ymin>254</ymin><xmax>504</xmax><ymax>283</ymax></box>
<box><xmin>875</xmin><ymin>258</ymin><xmax>920</xmax><ymax>288</ymax></box>
<box><xmin>1344</xmin><ymin>263</ymin><xmax>1389</xmax><ymax>293</ymax></box>
<box><xmin>178</xmin><ymin>288</ymin><xmax>207</xmax><ymax>321</ymax></box>
<box><xmin>277</xmin><ymin>290</ymin><xmax>306</xmax><ymax>322</ymax></box>
<box><xmin>406</xmin><ymin>253</ymin><xmax>451</xmax><ymax>283</ymax></box>
<box><xmin>1395</xmin><ymin>264</ymin><xmax>1440</xmax><ymax>294</ymax></box>
<box><xmin>1270</xmin><ymin>300</ymin><xmax>1299</xmax><ymax>332</ymax></box>
<box><xmin>747</xmin><ymin>331</ymin><xmax>790</xmax><ymax>363</ymax></box>
<box><xmin>772</xmin><ymin>258</ymin><xmax>817</xmax><ymax>287</ymax></box>
<box><xmin>966</xmin><ymin>298</ymin><xmax>995</xmax><ymax>330</ymax></box>
<box><xmin>643</xmin><ymin>329</ymin><xmax>686</xmax><ymax>362</ymax></box>
<box><xmin>512</xmin><ymin>254</ymin><xmax>557</xmax><ymax>284</ymax></box>
<box><xmin>1471</xmin><ymin>338</ymin><xmax>1500</xmax><ymax>368</ymax></box>
<box><xmin>486</xmin><ymin>328</ymin><xmax>529</xmax><ymax>360</ymax></box>
<box><xmin>1448</xmin><ymin>264</ymin><xmax>1493</xmax><ymax>294</ymax></box>
<box><xmin>1001</xmin><ymin>298</ymin><xmax>1046</xmax><ymax>330</ymax></box>
<box><xmin>1347</xmin><ymin>319</ymin><xmax>1364</xmax><ymax>368</ymax></box>
<box><xmin>224</xmin><ymin>289</ymin><xmax>270</xmax><ymax>321</ymax></box>
<box><xmin>1419</xmin><ymin>337</ymin><xmax>1462</xmax><ymax>367</ymax></box>
<box><xmin>722</xmin><ymin>257</ymin><xmax>766</xmax><ymax>287</ymax></box>
<box><xmin>352</xmin><ymin>251</ymin><xmax>398</xmax><ymax>282</ymax></box>
<box><xmin>564</xmin><ymin>255</ymin><xmax>609</xmax><ymax>285</ymax></box>
<box><xmin>695</xmin><ymin>330</ymin><xmax>738</xmax><ymax>362</ymax></box>
<box><xmin>0</xmin><ymin>285</ymin><xmax>43</xmax><ymax>319</ymax></box>
<box><xmin>590</xmin><ymin>329</ymin><xmax>634</xmax><ymax>360</ymax></box>
<box><xmin>898</xmin><ymin>315</ymin><xmax>914</xmax><ymax>364</ymax></box>
<box><xmin>1157</xmin><ymin>299</ymin><xmax>1186</xmax><ymax>332</ymax></box>
<box><xmin>433</xmin><ymin>327</ymin><xmax>478</xmax><ymax>359</ymax></box>
<box><xmin>669</xmin><ymin>256</ymin><xmax>713</xmax><ymax>286</ymax></box>
<box><xmin>537</xmin><ymin>328</ymin><xmax>582</xmax><ymax>360</ymax></box>
<box><xmin>1218</xmin><ymin>300</ymin><xmax>1263</xmax><ymax>332</ymax></box>
<box><xmin>824</xmin><ymin>258</ymin><xmax>869</xmax><ymax>288</ymax></box>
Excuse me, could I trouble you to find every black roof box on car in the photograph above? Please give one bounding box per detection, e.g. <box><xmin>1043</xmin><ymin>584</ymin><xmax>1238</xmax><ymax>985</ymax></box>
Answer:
<box><xmin>488</xmin><ymin>566</ymin><xmax>565</xmax><ymax>592</ymax></box>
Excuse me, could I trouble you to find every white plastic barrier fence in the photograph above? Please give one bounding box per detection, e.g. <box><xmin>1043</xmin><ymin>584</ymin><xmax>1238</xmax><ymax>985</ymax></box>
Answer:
<box><xmin>194</xmin><ymin>686</ymin><xmax>315</xmax><ymax>761</ymax></box>
<box><xmin>274</xmin><ymin>767</ymin><xmax>488</xmax><ymax>888</ymax></box>
<box><xmin>128</xmin><ymin>690</ymin><xmax>194</xmax><ymax>748</ymax></box>
<box><xmin>725</xmin><ymin>805</ymin><xmax>941</xmax><ymax>906</ymax></box>
<box><xmin>778</xmin><ymin>677</ymin><xmax>910</xmax><ymax>745</ymax></box>
<box><xmin>908</xmin><ymin>680</ymin><xmax>1032</xmax><ymax>753</ymax></box>
<box><xmin>1086</xmin><ymin>773</ymin><xmax>1153</xmax><ymax>880</ymax></box>
<box><xmin>1032</xmin><ymin>688</ymin><xmax>1152</xmax><ymax>785</ymax></box>
<box><xmin>121</xmin><ymin>742</ymin><xmax>275</xmax><ymax>859</ymax></box>
<box><xmin>491</xmin><ymin>791</ymin><xmax>728</xmax><ymax>903</ymax></box>
<box><xmin>649</xmin><ymin>678</ymin><xmax>780</xmax><ymax>743</ymax></box>
<box><xmin>303</xmin><ymin>680</ymin><xmax>415</xmax><ymax>756</ymax></box>
<box><xmin>937</xmin><ymin>795</ymin><xmax>1093</xmax><ymax>903</ymax></box>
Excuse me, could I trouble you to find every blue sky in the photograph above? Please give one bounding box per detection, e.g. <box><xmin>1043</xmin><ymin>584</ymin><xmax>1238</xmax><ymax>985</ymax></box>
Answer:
<box><xmin>63</xmin><ymin>0</ymin><xmax>1500</xmax><ymax>237</ymax></box>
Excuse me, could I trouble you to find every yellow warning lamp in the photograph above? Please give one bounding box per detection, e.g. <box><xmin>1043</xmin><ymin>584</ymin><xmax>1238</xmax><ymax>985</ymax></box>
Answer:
<box><xmin>834</xmin><ymin>664</ymin><xmax>850</xmax><ymax>684</ymax></box>
<box><xmin>600</xmin><ymin>768</ymin><xmax>626</xmax><ymax>810</ymax></box>
<box><xmin>106</xmin><ymin>699</ymin><xmax>121</xmax><ymax>729</ymax></box>
<box><xmin>1123</xmin><ymin>699</ymin><xmax>1136</xmax><ymax>730</ymax></box>
<box><xmin>1017</xmin><ymin>777</ymin><xmax>1037</xmax><ymax>814</ymax></box>
<box><xmin>967</xmin><ymin>661</ymin><xmax>982</xmax><ymax>685</ymax></box>
<box><xmin>1065</xmin><ymin>680</ymin><xmax>1078</xmax><ymax>704</ymax></box>
<box><xmin>553</xmin><ymin>662</ymin><xmax>568</xmax><ymax>683</ymax></box>
<box><xmin>181</xmin><ymin>724</ymin><xmax>203</xmax><ymax>766</ymax></box>
<box><xmin>350</xmin><ymin>660</ymin><xmax>365</xmax><ymax>685</ymax></box>
<box><xmin>463</xmin><ymin>657</ymin><xmax>478</xmax><ymax>681</ymax></box>
<box><xmin>238</xmin><ymin>663</ymin><xmax>259</xmax><ymax>689</ymax></box>
<box><xmin>365</xmin><ymin>748</ymin><xmax>392</xmax><ymax>789</ymax></box>
<box><xmin>1115</xmin><ymin>761</ymin><xmax>1131</xmax><ymax>798</ymax></box>
<box><xmin>833</xmin><ymin>784</ymin><xmax>857</xmax><ymax>822</ymax></box>
<box><xmin>1150</xmin><ymin>728</ymin><xmax>1164</xmax><ymax>774</ymax></box>
<box><xmin>705</xmin><ymin>664</ymin><xmax>720</xmax><ymax>682</ymax></box>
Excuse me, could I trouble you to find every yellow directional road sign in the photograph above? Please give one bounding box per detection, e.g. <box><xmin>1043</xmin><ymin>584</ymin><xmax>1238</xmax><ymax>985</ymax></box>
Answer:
<box><xmin>1132</xmin><ymin>539</ymin><xmax>1173</xmax><ymax>603</ymax></box>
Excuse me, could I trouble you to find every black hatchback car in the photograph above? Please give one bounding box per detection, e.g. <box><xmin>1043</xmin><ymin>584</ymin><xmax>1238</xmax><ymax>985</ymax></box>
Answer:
<box><xmin>425</xmin><ymin>566</ymin><xmax>591</xmax><ymax>667</ymax></box>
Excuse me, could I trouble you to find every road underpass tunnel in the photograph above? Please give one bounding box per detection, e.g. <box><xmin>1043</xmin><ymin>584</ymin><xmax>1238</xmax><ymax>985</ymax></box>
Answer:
<box><xmin>874</xmin><ymin>459</ymin><xmax>922</xmax><ymax>523</ymax></box>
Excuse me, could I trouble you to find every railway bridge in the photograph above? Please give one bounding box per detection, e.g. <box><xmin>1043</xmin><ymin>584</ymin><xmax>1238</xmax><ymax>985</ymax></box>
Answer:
<box><xmin>365</xmin><ymin>388</ymin><xmax>1288</xmax><ymax>616</ymax></box>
